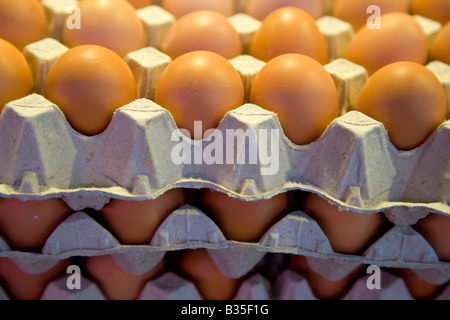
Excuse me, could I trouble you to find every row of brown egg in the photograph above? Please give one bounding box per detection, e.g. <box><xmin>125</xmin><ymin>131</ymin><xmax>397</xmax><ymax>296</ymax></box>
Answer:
<box><xmin>1</xmin><ymin>250</ymin><xmax>449</xmax><ymax>300</ymax></box>
<box><xmin>1</xmin><ymin>1</ymin><xmax>448</xmax><ymax>147</ymax></box>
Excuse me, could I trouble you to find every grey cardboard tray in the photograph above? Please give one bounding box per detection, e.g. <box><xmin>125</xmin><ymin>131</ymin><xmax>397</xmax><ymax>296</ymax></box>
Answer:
<box><xmin>0</xmin><ymin>2</ymin><xmax>449</xmax><ymax>300</ymax></box>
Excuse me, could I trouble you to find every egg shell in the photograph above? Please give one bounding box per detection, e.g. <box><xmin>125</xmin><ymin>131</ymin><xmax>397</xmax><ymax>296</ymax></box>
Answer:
<box><xmin>62</xmin><ymin>0</ymin><xmax>146</xmax><ymax>58</ymax></box>
<box><xmin>160</xmin><ymin>10</ymin><xmax>243</xmax><ymax>59</ymax></box>
<box><xmin>289</xmin><ymin>254</ymin><xmax>365</xmax><ymax>300</ymax></box>
<box><xmin>245</xmin><ymin>0</ymin><xmax>324</xmax><ymax>20</ymax></box>
<box><xmin>277</xmin><ymin>266</ymin><xmax>450</xmax><ymax>300</ymax></box>
<box><xmin>249</xmin><ymin>7</ymin><xmax>328</xmax><ymax>64</ymax></box>
<box><xmin>95</xmin><ymin>188</ymin><xmax>185</xmax><ymax>245</ymax></box>
<box><xmin>178</xmin><ymin>248</ymin><xmax>244</xmax><ymax>300</ymax></box>
<box><xmin>154</xmin><ymin>50</ymin><xmax>244</xmax><ymax>138</ymax></box>
<box><xmin>161</xmin><ymin>0</ymin><xmax>235</xmax><ymax>18</ymax></box>
<box><xmin>301</xmin><ymin>192</ymin><xmax>388</xmax><ymax>255</ymax></box>
<box><xmin>201</xmin><ymin>189</ymin><xmax>289</xmax><ymax>242</ymax></box>
<box><xmin>0</xmin><ymin>197</ymin><xmax>73</xmax><ymax>251</ymax></box>
<box><xmin>345</xmin><ymin>12</ymin><xmax>429</xmax><ymax>76</ymax></box>
<box><xmin>0</xmin><ymin>12</ymin><xmax>450</xmax><ymax>302</ymax></box>
<box><xmin>0</xmin><ymin>39</ymin><xmax>34</xmax><ymax>113</ymax></box>
<box><xmin>413</xmin><ymin>213</ymin><xmax>450</xmax><ymax>262</ymax></box>
<box><xmin>249</xmin><ymin>53</ymin><xmax>339</xmax><ymax>146</ymax></box>
<box><xmin>411</xmin><ymin>0</ymin><xmax>450</xmax><ymax>26</ymax></box>
<box><xmin>333</xmin><ymin>0</ymin><xmax>409</xmax><ymax>32</ymax></box>
<box><xmin>431</xmin><ymin>22</ymin><xmax>450</xmax><ymax>65</ymax></box>
<box><xmin>45</xmin><ymin>45</ymin><xmax>138</xmax><ymax>136</ymax></box>
<box><xmin>0</xmin><ymin>0</ymin><xmax>48</xmax><ymax>50</ymax></box>
<box><xmin>37</xmin><ymin>267</ymin><xmax>273</xmax><ymax>300</ymax></box>
<box><xmin>356</xmin><ymin>61</ymin><xmax>447</xmax><ymax>151</ymax></box>
<box><xmin>0</xmin><ymin>258</ymin><xmax>71</xmax><ymax>300</ymax></box>
<box><xmin>84</xmin><ymin>254</ymin><xmax>165</xmax><ymax>300</ymax></box>
<box><xmin>391</xmin><ymin>268</ymin><xmax>446</xmax><ymax>300</ymax></box>
<box><xmin>413</xmin><ymin>15</ymin><xmax>444</xmax><ymax>54</ymax></box>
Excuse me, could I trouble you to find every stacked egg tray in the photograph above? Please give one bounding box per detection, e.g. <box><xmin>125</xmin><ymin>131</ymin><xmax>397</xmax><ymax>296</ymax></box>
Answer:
<box><xmin>0</xmin><ymin>0</ymin><xmax>449</xmax><ymax>300</ymax></box>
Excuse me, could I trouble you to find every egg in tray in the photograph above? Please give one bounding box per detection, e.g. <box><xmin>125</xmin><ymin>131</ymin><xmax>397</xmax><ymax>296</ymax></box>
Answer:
<box><xmin>0</xmin><ymin>0</ymin><xmax>449</xmax><ymax>300</ymax></box>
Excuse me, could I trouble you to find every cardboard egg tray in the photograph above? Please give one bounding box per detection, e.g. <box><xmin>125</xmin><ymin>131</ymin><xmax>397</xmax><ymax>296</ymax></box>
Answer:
<box><xmin>0</xmin><ymin>0</ymin><xmax>449</xmax><ymax>300</ymax></box>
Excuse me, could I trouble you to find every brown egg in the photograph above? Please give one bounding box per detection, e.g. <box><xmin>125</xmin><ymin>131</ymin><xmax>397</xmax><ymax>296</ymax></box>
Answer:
<box><xmin>45</xmin><ymin>45</ymin><xmax>137</xmax><ymax>136</ymax></box>
<box><xmin>0</xmin><ymin>197</ymin><xmax>73</xmax><ymax>251</ymax></box>
<box><xmin>126</xmin><ymin>0</ymin><xmax>152</xmax><ymax>9</ymax></box>
<box><xmin>391</xmin><ymin>268</ymin><xmax>444</xmax><ymax>300</ymax></box>
<box><xmin>249</xmin><ymin>53</ymin><xmax>338</xmax><ymax>146</ymax></box>
<box><xmin>431</xmin><ymin>22</ymin><xmax>450</xmax><ymax>65</ymax></box>
<box><xmin>0</xmin><ymin>258</ymin><xmax>71</xmax><ymax>300</ymax></box>
<box><xmin>413</xmin><ymin>213</ymin><xmax>450</xmax><ymax>262</ymax></box>
<box><xmin>160</xmin><ymin>10</ymin><xmax>242</xmax><ymax>60</ymax></box>
<box><xmin>355</xmin><ymin>62</ymin><xmax>447</xmax><ymax>151</ymax></box>
<box><xmin>289</xmin><ymin>255</ymin><xmax>365</xmax><ymax>300</ymax></box>
<box><xmin>301</xmin><ymin>193</ymin><xmax>387</xmax><ymax>255</ymax></box>
<box><xmin>245</xmin><ymin>0</ymin><xmax>323</xmax><ymax>20</ymax></box>
<box><xmin>333</xmin><ymin>0</ymin><xmax>409</xmax><ymax>32</ymax></box>
<box><xmin>345</xmin><ymin>12</ymin><xmax>428</xmax><ymax>76</ymax></box>
<box><xmin>161</xmin><ymin>0</ymin><xmax>235</xmax><ymax>19</ymax></box>
<box><xmin>0</xmin><ymin>39</ymin><xmax>33</xmax><ymax>113</ymax></box>
<box><xmin>411</xmin><ymin>0</ymin><xmax>450</xmax><ymax>26</ymax></box>
<box><xmin>96</xmin><ymin>189</ymin><xmax>185</xmax><ymax>245</ymax></box>
<box><xmin>154</xmin><ymin>51</ymin><xmax>244</xmax><ymax>138</ymax></box>
<box><xmin>201</xmin><ymin>189</ymin><xmax>288</xmax><ymax>242</ymax></box>
<box><xmin>62</xmin><ymin>0</ymin><xmax>146</xmax><ymax>58</ymax></box>
<box><xmin>178</xmin><ymin>248</ymin><xmax>243</xmax><ymax>300</ymax></box>
<box><xmin>249</xmin><ymin>7</ymin><xmax>328</xmax><ymax>64</ymax></box>
<box><xmin>84</xmin><ymin>254</ymin><xmax>164</xmax><ymax>300</ymax></box>
<box><xmin>0</xmin><ymin>0</ymin><xmax>47</xmax><ymax>50</ymax></box>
